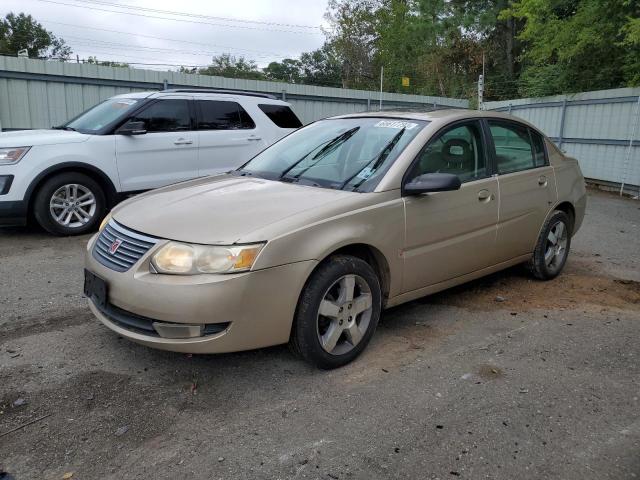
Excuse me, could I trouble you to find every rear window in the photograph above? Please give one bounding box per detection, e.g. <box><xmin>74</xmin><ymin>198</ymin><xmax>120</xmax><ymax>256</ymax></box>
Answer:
<box><xmin>196</xmin><ymin>100</ymin><xmax>255</xmax><ymax>130</ymax></box>
<box><xmin>258</xmin><ymin>104</ymin><xmax>303</xmax><ymax>128</ymax></box>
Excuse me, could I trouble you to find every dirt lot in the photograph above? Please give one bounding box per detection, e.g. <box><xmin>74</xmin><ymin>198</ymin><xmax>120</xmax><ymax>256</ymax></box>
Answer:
<box><xmin>1</xmin><ymin>190</ymin><xmax>639</xmax><ymax>480</ymax></box>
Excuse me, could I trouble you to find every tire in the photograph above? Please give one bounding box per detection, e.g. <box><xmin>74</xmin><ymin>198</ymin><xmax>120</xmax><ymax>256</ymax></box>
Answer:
<box><xmin>527</xmin><ymin>210</ymin><xmax>572</xmax><ymax>280</ymax></box>
<box><xmin>290</xmin><ymin>255</ymin><xmax>382</xmax><ymax>369</ymax></box>
<box><xmin>33</xmin><ymin>172</ymin><xmax>106</xmax><ymax>236</ymax></box>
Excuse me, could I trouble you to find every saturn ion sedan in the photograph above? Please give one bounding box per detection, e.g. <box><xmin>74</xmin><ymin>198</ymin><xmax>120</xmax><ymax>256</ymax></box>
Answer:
<box><xmin>84</xmin><ymin>110</ymin><xmax>586</xmax><ymax>369</ymax></box>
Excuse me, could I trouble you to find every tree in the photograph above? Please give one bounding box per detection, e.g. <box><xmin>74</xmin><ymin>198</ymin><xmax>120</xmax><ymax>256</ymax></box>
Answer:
<box><xmin>0</xmin><ymin>12</ymin><xmax>71</xmax><ymax>59</ymax></box>
<box><xmin>198</xmin><ymin>53</ymin><xmax>264</xmax><ymax>80</ymax></box>
<box><xmin>263</xmin><ymin>58</ymin><xmax>303</xmax><ymax>83</ymax></box>
<box><xmin>501</xmin><ymin>0</ymin><xmax>640</xmax><ymax>96</ymax></box>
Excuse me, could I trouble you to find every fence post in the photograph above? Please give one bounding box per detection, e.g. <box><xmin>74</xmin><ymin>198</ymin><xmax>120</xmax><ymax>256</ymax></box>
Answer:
<box><xmin>367</xmin><ymin>95</ymin><xmax>371</xmax><ymax>112</ymax></box>
<box><xmin>508</xmin><ymin>103</ymin><xmax>512</xmax><ymax>114</ymax></box>
<box><xmin>557</xmin><ymin>99</ymin><xmax>568</xmax><ymax>150</ymax></box>
<box><xmin>619</xmin><ymin>95</ymin><xmax>640</xmax><ymax>196</ymax></box>
<box><xmin>162</xmin><ymin>79</ymin><xmax>168</xmax><ymax>90</ymax></box>
<box><xmin>281</xmin><ymin>89</ymin><xmax>286</xmax><ymax>101</ymax></box>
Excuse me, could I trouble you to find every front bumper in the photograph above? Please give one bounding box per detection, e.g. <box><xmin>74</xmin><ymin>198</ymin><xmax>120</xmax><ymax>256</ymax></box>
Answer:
<box><xmin>85</xmin><ymin>233</ymin><xmax>317</xmax><ymax>354</ymax></box>
<box><xmin>0</xmin><ymin>200</ymin><xmax>28</xmax><ymax>226</ymax></box>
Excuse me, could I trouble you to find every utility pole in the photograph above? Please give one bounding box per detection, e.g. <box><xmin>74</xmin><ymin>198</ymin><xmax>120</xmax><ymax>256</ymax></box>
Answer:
<box><xmin>477</xmin><ymin>74</ymin><xmax>484</xmax><ymax>110</ymax></box>
<box><xmin>379</xmin><ymin>65</ymin><xmax>384</xmax><ymax>111</ymax></box>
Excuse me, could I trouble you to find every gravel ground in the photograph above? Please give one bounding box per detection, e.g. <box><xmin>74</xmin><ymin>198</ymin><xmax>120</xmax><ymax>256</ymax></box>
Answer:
<box><xmin>0</xmin><ymin>189</ymin><xmax>639</xmax><ymax>480</ymax></box>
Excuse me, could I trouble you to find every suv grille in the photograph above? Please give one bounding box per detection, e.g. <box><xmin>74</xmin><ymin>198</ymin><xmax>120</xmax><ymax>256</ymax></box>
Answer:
<box><xmin>93</xmin><ymin>221</ymin><xmax>158</xmax><ymax>272</ymax></box>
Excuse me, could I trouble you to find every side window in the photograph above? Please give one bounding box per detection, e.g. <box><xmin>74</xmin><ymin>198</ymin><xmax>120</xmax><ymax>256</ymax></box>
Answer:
<box><xmin>196</xmin><ymin>100</ymin><xmax>255</xmax><ymax>130</ymax></box>
<box><xmin>488</xmin><ymin>121</ymin><xmax>536</xmax><ymax>174</ymax></box>
<box><xmin>529</xmin><ymin>129</ymin><xmax>547</xmax><ymax>167</ymax></box>
<box><xmin>408</xmin><ymin>121</ymin><xmax>487</xmax><ymax>183</ymax></box>
<box><xmin>258</xmin><ymin>104</ymin><xmax>303</xmax><ymax>128</ymax></box>
<box><xmin>129</xmin><ymin>99</ymin><xmax>191</xmax><ymax>132</ymax></box>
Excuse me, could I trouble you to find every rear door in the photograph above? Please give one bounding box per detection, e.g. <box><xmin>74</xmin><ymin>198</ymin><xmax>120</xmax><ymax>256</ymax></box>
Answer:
<box><xmin>196</xmin><ymin>99</ymin><xmax>267</xmax><ymax>176</ymax></box>
<box><xmin>402</xmin><ymin>120</ymin><xmax>499</xmax><ymax>292</ymax></box>
<box><xmin>115</xmin><ymin>97</ymin><xmax>199</xmax><ymax>191</ymax></box>
<box><xmin>486</xmin><ymin>119</ymin><xmax>558</xmax><ymax>262</ymax></box>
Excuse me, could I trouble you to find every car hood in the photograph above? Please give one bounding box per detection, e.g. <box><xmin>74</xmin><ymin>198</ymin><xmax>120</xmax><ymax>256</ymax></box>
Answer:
<box><xmin>112</xmin><ymin>175</ymin><xmax>358</xmax><ymax>244</ymax></box>
<box><xmin>0</xmin><ymin>129</ymin><xmax>91</xmax><ymax>147</ymax></box>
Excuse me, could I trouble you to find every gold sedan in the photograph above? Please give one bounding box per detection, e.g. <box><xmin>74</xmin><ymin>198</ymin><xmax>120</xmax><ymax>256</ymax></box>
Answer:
<box><xmin>84</xmin><ymin>110</ymin><xmax>586</xmax><ymax>369</ymax></box>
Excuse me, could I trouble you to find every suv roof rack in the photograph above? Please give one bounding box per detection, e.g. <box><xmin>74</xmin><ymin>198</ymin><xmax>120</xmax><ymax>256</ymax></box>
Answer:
<box><xmin>162</xmin><ymin>88</ymin><xmax>277</xmax><ymax>100</ymax></box>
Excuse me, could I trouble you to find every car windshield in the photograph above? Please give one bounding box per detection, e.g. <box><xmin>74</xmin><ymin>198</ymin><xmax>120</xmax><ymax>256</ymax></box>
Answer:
<box><xmin>63</xmin><ymin>98</ymin><xmax>141</xmax><ymax>133</ymax></box>
<box><xmin>239</xmin><ymin>117</ymin><xmax>428</xmax><ymax>191</ymax></box>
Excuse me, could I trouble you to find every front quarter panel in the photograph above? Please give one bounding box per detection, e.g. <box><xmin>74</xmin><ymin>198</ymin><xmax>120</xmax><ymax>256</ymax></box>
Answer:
<box><xmin>251</xmin><ymin>190</ymin><xmax>405</xmax><ymax>298</ymax></box>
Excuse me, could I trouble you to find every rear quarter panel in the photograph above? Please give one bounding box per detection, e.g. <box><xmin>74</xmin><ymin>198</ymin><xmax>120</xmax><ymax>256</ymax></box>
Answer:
<box><xmin>547</xmin><ymin>139</ymin><xmax>587</xmax><ymax>234</ymax></box>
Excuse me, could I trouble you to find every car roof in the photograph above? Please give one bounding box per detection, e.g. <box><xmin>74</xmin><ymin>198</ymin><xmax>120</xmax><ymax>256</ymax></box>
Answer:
<box><xmin>110</xmin><ymin>91</ymin><xmax>289</xmax><ymax>105</ymax></box>
<box><xmin>331</xmin><ymin>109</ymin><xmax>528</xmax><ymax>123</ymax></box>
<box><xmin>329</xmin><ymin>109</ymin><xmax>545</xmax><ymax>136</ymax></box>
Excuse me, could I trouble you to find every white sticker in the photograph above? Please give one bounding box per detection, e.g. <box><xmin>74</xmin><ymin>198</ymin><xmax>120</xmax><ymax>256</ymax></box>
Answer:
<box><xmin>374</xmin><ymin>120</ymin><xmax>418</xmax><ymax>130</ymax></box>
<box><xmin>112</xmin><ymin>99</ymin><xmax>137</xmax><ymax>108</ymax></box>
<box><xmin>356</xmin><ymin>167</ymin><xmax>374</xmax><ymax>179</ymax></box>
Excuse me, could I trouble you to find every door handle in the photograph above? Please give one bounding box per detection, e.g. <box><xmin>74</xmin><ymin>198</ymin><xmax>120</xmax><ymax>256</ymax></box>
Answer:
<box><xmin>478</xmin><ymin>189</ymin><xmax>492</xmax><ymax>201</ymax></box>
<box><xmin>538</xmin><ymin>175</ymin><xmax>547</xmax><ymax>186</ymax></box>
<box><xmin>247</xmin><ymin>137</ymin><xmax>262</xmax><ymax>141</ymax></box>
<box><xmin>174</xmin><ymin>138</ymin><xmax>193</xmax><ymax>145</ymax></box>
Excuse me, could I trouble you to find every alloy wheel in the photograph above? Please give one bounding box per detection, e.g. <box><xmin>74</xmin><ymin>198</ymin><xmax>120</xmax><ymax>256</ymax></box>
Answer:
<box><xmin>49</xmin><ymin>183</ymin><xmax>97</xmax><ymax>228</ymax></box>
<box><xmin>316</xmin><ymin>274</ymin><xmax>373</xmax><ymax>355</ymax></box>
<box><xmin>544</xmin><ymin>220</ymin><xmax>568</xmax><ymax>273</ymax></box>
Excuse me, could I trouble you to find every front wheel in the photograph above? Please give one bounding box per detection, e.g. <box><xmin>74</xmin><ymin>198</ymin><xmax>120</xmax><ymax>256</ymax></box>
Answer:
<box><xmin>33</xmin><ymin>172</ymin><xmax>106</xmax><ymax>236</ymax></box>
<box><xmin>528</xmin><ymin>210</ymin><xmax>571</xmax><ymax>280</ymax></box>
<box><xmin>290</xmin><ymin>255</ymin><xmax>382</xmax><ymax>369</ymax></box>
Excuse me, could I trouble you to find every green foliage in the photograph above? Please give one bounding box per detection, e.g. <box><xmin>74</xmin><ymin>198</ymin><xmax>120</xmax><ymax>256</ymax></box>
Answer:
<box><xmin>502</xmin><ymin>0</ymin><xmax>640</xmax><ymax>95</ymax></box>
<box><xmin>0</xmin><ymin>12</ymin><xmax>71</xmax><ymax>59</ymax></box>
<box><xmin>197</xmin><ymin>53</ymin><xmax>264</xmax><ymax>80</ymax></box>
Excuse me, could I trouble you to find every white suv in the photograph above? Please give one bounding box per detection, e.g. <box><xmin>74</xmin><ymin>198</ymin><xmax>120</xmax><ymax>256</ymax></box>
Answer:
<box><xmin>0</xmin><ymin>89</ymin><xmax>302</xmax><ymax>235</ymax></box>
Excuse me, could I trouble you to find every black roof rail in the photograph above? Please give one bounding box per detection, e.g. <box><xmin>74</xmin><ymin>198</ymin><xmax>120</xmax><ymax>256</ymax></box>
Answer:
<box><xmin>161</xmin><ymin>88</ymin><xmax>277</xmax><ymax>100</ymax></box>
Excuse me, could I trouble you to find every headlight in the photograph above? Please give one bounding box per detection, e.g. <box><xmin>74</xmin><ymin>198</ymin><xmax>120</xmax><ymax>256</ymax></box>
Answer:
<box><xmin>152</xmin><ymin>242</ymin><xmax>264</xmax><ymax>275</ymax></box>
<box><xmin>99</xmin><ymin>212</ymin><xmax>112</xmax><ymax>232</ymax></box>
<box><xmin>0</xmin><ymin>147</ymin><xmax>31</xmax><ymax>165</ymax></box>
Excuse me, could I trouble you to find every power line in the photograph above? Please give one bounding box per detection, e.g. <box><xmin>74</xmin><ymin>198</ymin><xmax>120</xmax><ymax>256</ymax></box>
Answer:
<box><xmin>34</xmin><ymin>0</ymin><xmax>324</xmax><ymax>35</ymax></box>
<box><xmin>40</xmin><ymin>20</ymin><xmax>294</xmax><ymax>58</ymax></box>
<box><xmin>64</xmin><ymin>35</ymin><xmax>291</xmax><ymax>60</ymax></box>
<box><xmin>79</xmin><ymin>0</ymin><xmax>322</xmax><ymax>29</ymax></box>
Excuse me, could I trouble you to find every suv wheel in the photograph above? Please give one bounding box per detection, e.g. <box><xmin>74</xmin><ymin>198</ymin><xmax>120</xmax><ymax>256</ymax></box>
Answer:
<box><xmin>290</xmin><ymin>255</ymin><xmax>382</xmax><ymax>369</ymax></box>
<box><xmin>33</xmin><ymin>172</ymin><xmax>106</xmax><ymax>236</ymax></box>
<box><xmin>527</xmin><ymin>210</ymin><xmax>571</xmax><ymax>280</ymax></box>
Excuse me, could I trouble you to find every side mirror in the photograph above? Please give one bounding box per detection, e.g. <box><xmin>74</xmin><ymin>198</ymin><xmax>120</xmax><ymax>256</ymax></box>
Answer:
<box><xmin>117</xmin><ymin>120</ymin><xmax>147</xmax><ymax>135</ymax></box>
<box><xmin>404</xmin><ymin>173</ymin><xmax>461</xmax><ymax>195</ymax></box>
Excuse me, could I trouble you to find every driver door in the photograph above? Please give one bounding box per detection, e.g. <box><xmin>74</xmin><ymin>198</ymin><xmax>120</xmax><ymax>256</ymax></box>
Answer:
<box><xmin>402</xmin><ymin>120</ymin><xmax>499</xmax><ymax>293</ymax></box>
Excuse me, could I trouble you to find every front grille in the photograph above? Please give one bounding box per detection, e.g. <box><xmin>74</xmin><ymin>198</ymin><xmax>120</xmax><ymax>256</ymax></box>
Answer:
<box><xmin>93</xmin><ymin>220</ymin><xmax>158</xmax><ymax>272</ymax></box>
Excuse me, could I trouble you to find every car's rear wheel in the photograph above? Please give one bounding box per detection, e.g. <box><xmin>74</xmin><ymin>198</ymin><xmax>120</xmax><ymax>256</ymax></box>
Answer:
<box><xmin>290</xmin><ymin>255</ymin><xmax>382</xmax><ymax>369</ymax></box>
<box><xmin>33</xmin><ymin>172</ymin><xmax>106</xmax><ymax>236</ymax></box>
<box><xmin>528</xmin><ymin>210</ymin><xmax>571</xmax><ymax>280</ymax></box>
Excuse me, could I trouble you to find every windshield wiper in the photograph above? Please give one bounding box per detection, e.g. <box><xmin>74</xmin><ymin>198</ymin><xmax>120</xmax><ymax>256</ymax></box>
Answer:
<box><xmin>340</xmin><ymin>127</ymin><xmax>406</xmax><ymax>191</ymax></box>
<box><xmin>52</xmin><ymin>125</ymin><xmax>77</xmax><ymax>131</ymax></box>
<box><xmin>278</xmin><ymin>127</ymin><xmax>360</xmax><ymax>181</ymax></box>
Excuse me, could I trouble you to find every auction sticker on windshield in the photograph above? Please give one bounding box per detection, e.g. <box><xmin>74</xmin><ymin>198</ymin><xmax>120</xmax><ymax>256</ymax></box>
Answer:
<box><xmin>374</xmin><ymin>120</ymin><xmax>418</xmax><ymax>130</ymax></box>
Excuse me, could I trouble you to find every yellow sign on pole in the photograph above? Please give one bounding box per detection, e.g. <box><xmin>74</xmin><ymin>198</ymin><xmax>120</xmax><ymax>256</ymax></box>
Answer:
<box><xmin>401</xmin><ymin>76</ymin><xmax>410</xmax><ymax>87</ymax></box>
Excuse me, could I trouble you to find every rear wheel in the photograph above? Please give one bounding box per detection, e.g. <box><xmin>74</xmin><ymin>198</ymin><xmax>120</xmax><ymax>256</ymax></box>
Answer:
<box><xmin>33</xmin><ymin>172</ymin><xmax>106</xmax><ymax>236</ymax></box>
<box><xmin>528</xmin><ymin>210</ymin><xmax>571</xmax><ymax>280</ymax></box>
<box><xmin>290</xmin><ymin>255</ymin><xmax>381</xmax><ymax>369</ymax></box>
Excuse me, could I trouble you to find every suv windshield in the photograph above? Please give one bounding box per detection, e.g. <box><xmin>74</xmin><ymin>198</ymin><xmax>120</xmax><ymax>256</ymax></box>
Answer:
<box><xmin>64</xmin><ymin>98</ymin><xmax>141</xmax><ymax>133</ymax></box>
<box><xmin>239</xmin><ymin>117</ymin><xmax>427</xmax><ymax>191</ymax></box>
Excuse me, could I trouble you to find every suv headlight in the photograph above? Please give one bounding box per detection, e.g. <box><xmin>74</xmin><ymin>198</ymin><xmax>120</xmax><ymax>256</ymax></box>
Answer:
<box><xmin>152</xmin><ymin>242</ymin><xmax>264</xmax><ymax>275</ymax></box>
<box><xmin>0</xmin><ymin>147</ymin><xmax>31</xmax><ymax>165</ymax></box>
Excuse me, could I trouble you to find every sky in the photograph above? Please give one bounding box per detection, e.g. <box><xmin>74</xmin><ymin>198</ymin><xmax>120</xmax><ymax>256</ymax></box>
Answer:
<box><xmin>1</xmin><ymin>0</ymin><xmax>329</xmax><ymax>69</ymax></box>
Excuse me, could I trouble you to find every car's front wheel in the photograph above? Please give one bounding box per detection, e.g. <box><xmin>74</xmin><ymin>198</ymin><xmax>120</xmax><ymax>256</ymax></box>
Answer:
<box><xmin>528</xmin><ymin>210</ymin><xmax>572</xmax><ymax>280</ymax></box>
<box><xmin>33</xmin><ymin>172</ymin><xmax>106</xmax><ymax>236</ymax></box>
<box><xmin>290</xmin><ymin>255</ymin><xmax>382</xmax><ymax>369</ymax></box>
